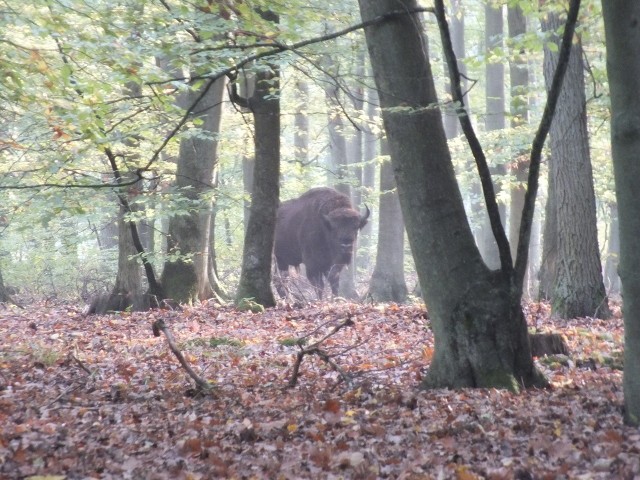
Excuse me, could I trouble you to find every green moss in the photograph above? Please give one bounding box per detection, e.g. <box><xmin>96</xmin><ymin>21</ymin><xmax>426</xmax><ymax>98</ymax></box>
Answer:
<box><xmin>209</xmin><ymin>337</ymin><xmax>244</xmax><ymax>348</ymax></box>
<box><xmin>237</xmin><ymin>297</ymin><xmax>265</xmax><ymax>313</ymax></box>
<box><xmin>475</xmin><ymin>369</ymin><xmax>521</xmax><ymax>393</ymax></box>
<box><xmin>182</xmin><ymin>336</ymin><xmax>244</xmax><ymax>350</ymax></box>
<box><xmin>278</xmin><ymin>337</ymin><xmax>308</xmax><ymax>347</ymax></box>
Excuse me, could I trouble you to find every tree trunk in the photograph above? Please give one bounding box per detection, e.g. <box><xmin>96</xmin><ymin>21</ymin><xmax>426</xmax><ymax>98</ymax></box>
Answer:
<box><xmin>601</xmin><ymin>1</ymin><xmax>640</xmax><ymax>425</ymax></box>
<box><xmin>604</xmin><ymin>203</ymin><xmax>620</xmax><ymax>295</ymax></box>
<box><xmin>358</xmin><ymin>0</ymin><xmax>545</xmax><ymax>390</ymax></box>
<box><xmin>235</xmin><ymin>16</ymin><xmax>280</xmax><ymax>308</ymax></box>
<box><xmin>478</xmin><ymin>2</ymin><xmax>506</xmax><ymax>270</ymax></box>
<box><xmin>443</xmin><ymin>0</ymin><xmax>465</xmax><ymax>140</ymax></box>
<box><xmin>539</xmin><ymin>168</ymin><xmax>557</xmax><ymax>300</ymax></box>
<box><xmin>161</xmin><ymin>78</ymin><xmax>226</xmax><ymax>304</ymax></box>
<box><xmin>293</xmin><ymin>79</ymin><xmax>309</xmax><ymax>164</ymax></box>
<box><xmin>325</xmin><ymin>72</ymin><xmax>358</xmax><ymax>299</ymax></box>
<box><xmin>0</xmin><ymin>267</ymin><xmax>13</xmax><ymax>304</ymax></box>
<box><xmin>507</xmin><ymin>4</ymin><xmax>531</xmax><ymax>297</ymax></box>
<box><xmin>89</xmin><ymin>174</ymin><xmax>145</xmax><ymax>314</ymax></box>
<box><xmin>542</xmin><ymin>11</ymin><xmax>610</xmax><ymax>319</ymax></box>
<box><xmin>368</xmin><ymin>141</ymin><xmax>407</xmax><ymax>303</ymax></box>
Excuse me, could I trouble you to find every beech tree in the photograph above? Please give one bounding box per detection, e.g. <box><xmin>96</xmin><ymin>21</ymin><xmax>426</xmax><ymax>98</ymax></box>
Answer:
<box><xmin>601</xmin><ymin>0</ymin><xmax>640</xmax><ymax>426</ymax></box>
<box><xmin>357</xmin><ymin>0</ymin><xmax>579</xmax><ymax>389</ymax></box>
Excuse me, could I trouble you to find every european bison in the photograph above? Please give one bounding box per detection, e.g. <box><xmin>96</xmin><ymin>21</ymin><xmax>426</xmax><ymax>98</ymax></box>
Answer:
<box><xmin>274</xmin><ymin>187</ymin><xmax>369</xmax><ymax>298</ymax></box>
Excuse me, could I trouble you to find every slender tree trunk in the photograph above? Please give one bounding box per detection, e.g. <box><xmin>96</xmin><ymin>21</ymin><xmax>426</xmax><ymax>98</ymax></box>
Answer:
<box><xmin>358</xmin><ymin>0</ymin><xmax>544</xmax><ymax>390</ymax></box>
<box><xmin>89</xmin><ymin>173</ymin><xmax>145</xmax><ymax>314</ymax></box>
<box><xmin>477</xmin><ymin>2</ymin><xmax>506</xmax><ymax>270</ymax></box>
<box><xmin>0</xmin><ymin>267</ymin><xmax>12</xmax><ymax>303</ymax></box>
<box><xmin>368</xmin><ymin>141</ymin><xmax>407</xmax><ymax>302</ymax></box>
<box><xmin>602</xmin><ymin>0</ymin><xmax>640</xmax><ymax>425</ymax></box>
<box><xmin>443</xmin><ymin>0</ymin><xmax>465</xmax><ymax>139</ymax></box>
<box><xmin>539</xmin><ymin>169</ymin><xmax>557</xmax><ymax>300</ymax></box>
<box><xmin>604</xmin><ymin>203</ymin><xmax>620</xmax><ymax>295</ymax></box>
<box><xmin>507</xmin><ymin>4</ymin><xmax>531</xmax><ymax>297</ymax></box>
<box><xmin>235</xmin><ymin>13</ymin><xmax>280</xmax><ymax>307</ymax></box>
<box><xmin>542</xmin><ymin>11</ymin><xmax>610</xmax><ymax>319</ymax></box>
<box><xmin>325</xmin><ymin>73</ymin><xmax>358</xmax><ymax>298</ymax></box>
<box><xmin>294</xmin><ymin>80</ymin><xmax>310</xmax><ymax>164</ymax></box>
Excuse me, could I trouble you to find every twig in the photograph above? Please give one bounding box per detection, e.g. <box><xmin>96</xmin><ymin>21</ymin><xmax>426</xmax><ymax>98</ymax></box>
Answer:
<box><xmin>152</xmin><ymin>318</ymin><xmax>212</xmax><ymax>393</ymax></box>
<box><xmin>70</xmin><ymin>353</ymin><xmax>93</xmax><ymax>375</ymax></box>
<box><xmin>287</xmin><ymin>315</ymin><xmax>355</xmax><ymax>388</ymax></box>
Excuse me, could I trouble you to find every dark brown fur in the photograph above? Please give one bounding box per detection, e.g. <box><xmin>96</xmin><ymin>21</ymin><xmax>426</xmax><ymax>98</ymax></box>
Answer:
<box><xmin>274</xmin><ymin>187</ymin><xmax>369</xmax><ymax>298</ymax></box>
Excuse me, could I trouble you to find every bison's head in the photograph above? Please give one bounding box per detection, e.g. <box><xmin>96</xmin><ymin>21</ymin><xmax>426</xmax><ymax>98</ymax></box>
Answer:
<box><xmin>323</xmin><ymin>206</ymin><xmax>370</xmax><ymax>264</ymax></box>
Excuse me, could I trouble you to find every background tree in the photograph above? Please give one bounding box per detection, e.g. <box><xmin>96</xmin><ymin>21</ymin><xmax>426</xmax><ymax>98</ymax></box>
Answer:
<box><xmin>368</xmin><ymin>141</ymin><xmax>407</xmax><ymax>303</ymax></box>
<box><xmin>0</xmin><ymin>267</ymin><xmax>13</xmax><ymax>304</ymax></box>
<box><xmin>478</xmin><ymin>0</ymin><xmax>506</xmax><ymax>269</ymax></box>
<box><xmin>601</xmin><ymin>0</ymin><xmax>640</xmax><ymax>426</ymax></box>
<box><xmin>507</xmin><ymin>3</ymin><xmax>532</xmax><ymax>296</ymax></box>
<box><xmin>540</xmin><ymin>7</ymin><xmax>610</xmax><ymax>319</ymax></box>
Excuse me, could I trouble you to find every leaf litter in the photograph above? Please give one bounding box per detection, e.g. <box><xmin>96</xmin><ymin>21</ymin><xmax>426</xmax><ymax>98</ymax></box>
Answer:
<box><xmin>0</xmin><ymin>300</ymin><xmax>637</xmax><ymax>479</ymax></box>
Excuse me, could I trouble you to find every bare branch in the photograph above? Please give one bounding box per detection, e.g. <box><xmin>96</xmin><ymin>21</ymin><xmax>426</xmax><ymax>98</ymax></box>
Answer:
<box><xmin>152</xmin><ymin>318</ymin><xmax>212</xmax><ymax>393</ymax></box>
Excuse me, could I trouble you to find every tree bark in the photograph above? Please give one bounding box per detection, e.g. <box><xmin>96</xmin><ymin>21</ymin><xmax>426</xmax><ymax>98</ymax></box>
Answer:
<box><xmin>541</xmin><ymin>10</ymin><xmax>610</xmax><ymax>319</ymax></box>
<box><xmin>0</xmin><ymin>267</ymin><xmax>13</xmax><ymax>304</ymax></box>
<box><xmin>358</xmin><ymin>0</ymin><xmax>545</xmax><ymax>390</ymax></box>
<box><xmin>368</xmin><ymin>141</ymin><xmax>407</xmax><ymax>303</ymax></box>
<box><xmin>507</xmin><ymin>4</ymin><xmax>531</xmax><ymax>297</ymax></box>
<box><xmin>234</xmin><ymin>12</ymin><xmax>280</xmax><ymax>307</ymax></box>
<box><xmin>442</xmin><ymin>0</ymin><xmax>465</xmax><ymax>140</ymax></box>
<box><xmin>325</xmin><ymin>70</ymin><xmax>358</xmax><ymax>299</ymax></box>
<box><xmin>161</xmin><ymin>78</ymin><xmax>226</xmax><ymax>304</ymax></box>
<box><xmin>604</xmin><ymin>203</ymin><xmax>620</xmax><ymax>295</ymax></box>
<box><xmin>478</xmin><ymin>2</ymin><xmax>506</xmax><ymax>270</ymax></box>
<box><xmin>601</xmin><ymin>0</ymin><xmax>640</xmax><ymax>425</ymax></box>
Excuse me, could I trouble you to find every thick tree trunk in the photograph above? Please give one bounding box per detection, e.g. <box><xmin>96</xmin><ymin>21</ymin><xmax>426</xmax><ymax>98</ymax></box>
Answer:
<box><xmin>161</xmin><ymin>78</ymin><xmax>226</xmax><ymax>304</ymax></box>
<box><xmin>358</xmin><ymin>0</ymin><xmax>545</xmax><ymax>390</ymax></box>
<box><xmin>542</xmin><ymin>11</ymin><xmax>610</xmax><ymax>319</ymax></box>
<box><xmin>602</xmin><ymin>1</ymin><xmax>640</xmax><ymax>425</ymax></box>
<box><xmin>368</xmin><ymin>143</ymin><xmax>407</xmax><ymax>303</ymax></box>
<box><xmin>235</xmin><ymin>40</ymin><xmax>280</xmax><ymax>307</ymax></box>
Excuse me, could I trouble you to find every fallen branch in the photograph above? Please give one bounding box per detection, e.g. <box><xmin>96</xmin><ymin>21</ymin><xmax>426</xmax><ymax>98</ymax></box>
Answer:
<box><xmin>70</xmin><ymin>353</ymin><xmax>93</xmax><ymax>375</ymax></box>
<box><xmin>287</xmin><ymin>315</ymin><xmax>355</xmax><ymax>388</ymax></box>
<box><xmin>152</xmin><ymin>318</ymin><xmax>212</xmax><ymax>393</ymax></box>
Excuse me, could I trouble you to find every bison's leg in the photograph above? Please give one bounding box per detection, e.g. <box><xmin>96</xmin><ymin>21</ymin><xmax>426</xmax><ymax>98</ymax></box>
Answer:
<box><xmin>328</xmin><ymin>265</ymin><xmax>343</xmax><ymax>297</ymax></box>
<box><xmin>307</xmin><ymin>269</ymin><xmax>325</xmax><ymax>299</ymax></box>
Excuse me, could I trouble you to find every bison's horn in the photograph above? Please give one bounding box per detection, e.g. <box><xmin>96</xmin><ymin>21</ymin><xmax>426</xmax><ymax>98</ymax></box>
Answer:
<box><xmin>360</xmin><ymin>205</ymin><xmax>370</xmax><ymax>228</ymax></box>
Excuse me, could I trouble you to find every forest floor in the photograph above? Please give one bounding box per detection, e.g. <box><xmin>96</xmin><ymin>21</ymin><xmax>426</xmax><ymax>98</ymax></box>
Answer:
<box><xmin>0</xmin><ymin>299</ymin><xmax>636</xmax><ymax>480</ymax></box>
